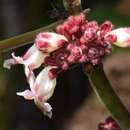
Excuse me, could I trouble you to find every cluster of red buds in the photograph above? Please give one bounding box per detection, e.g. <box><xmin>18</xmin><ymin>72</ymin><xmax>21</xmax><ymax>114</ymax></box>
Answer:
<box><xmin>98</xmin><ymin>117</ymin><xmax>122</xmax><ymax>130</ymax></box>
<box><xmin>44</xmin><ymin>13</ymin><xmax>116</xmax><ymax>71</ymax></box>
<box><xmin>3</xmin><ymin>13</ymin><xmax>130</xmax><ymax>118</ymax></box>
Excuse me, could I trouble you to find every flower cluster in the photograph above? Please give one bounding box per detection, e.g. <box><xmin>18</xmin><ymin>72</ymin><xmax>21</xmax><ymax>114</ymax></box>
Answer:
<box><xmin>54</xmin><ymin>14</ymin><xmax>116</xmax><ymax>66</ymax></box>
<box><xmin>3</xmin><ymin>13</ymin><xmax>130</xmax><ymax>118</ymax></box>
<box><xmin>98</xmin><ymin>117</ymin><xmax>122</xmax><ymax>130</ymax></box>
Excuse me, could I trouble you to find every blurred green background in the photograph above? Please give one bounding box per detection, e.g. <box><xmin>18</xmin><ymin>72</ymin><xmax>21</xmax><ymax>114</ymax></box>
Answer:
<box><xmin>0</xmin><ymin>0</ymin><xmax>130</xmax><ymax>130</ymax></box>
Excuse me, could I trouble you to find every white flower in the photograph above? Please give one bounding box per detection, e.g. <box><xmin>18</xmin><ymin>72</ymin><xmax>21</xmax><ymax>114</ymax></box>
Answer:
<box><xmin>107</xmin><ymin>28</ymin><xmax>130</xmax><ymax>47</ymax></box>
<box><xmin>17</xmin><ymin>66</ymin><xmax>57</xmax><ymax>118</ymax></box>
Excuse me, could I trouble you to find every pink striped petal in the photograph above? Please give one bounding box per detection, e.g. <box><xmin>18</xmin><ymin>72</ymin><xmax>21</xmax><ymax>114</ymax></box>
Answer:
<box><xmin>35</xmin><ymin>32</ymin><xmax>68</xmax><ymax>53</ymax></box>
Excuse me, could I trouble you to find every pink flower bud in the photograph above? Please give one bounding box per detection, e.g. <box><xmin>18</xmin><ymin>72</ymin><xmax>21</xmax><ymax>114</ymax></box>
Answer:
<box><xmin>107</xmin><ymin>28</ymin><xmax>130</xmax><ymax>47</ymax></box>
<box><xmin>99</xmin><ymin>21</ymin><xmax>113</xmax><ymax>36</ymax></box>
<box><xmin>105</xmin><ymin>34</ymin><xmax>117</xmax><ymax>43</ymax></box>
<box><xmin>67</xmin><ymin>44</ymin><xmax>75</xmax><ymax>51</ymax></box>
<box><xmin>67</xmin><ymin>55</ymin><xmax>76</xmax><ymax>63</ymax></box>
<box><xmin>17</xmin><ymin>66</ymin><xmax>56</xmax><ymax>118</ymax></box>
<box><xmin>61</xmin><ymin>61</ymin><xmax>69</xmax><ymax>70</ymax></box>
<box><xmin>35</xmin><ymin>32</ymin><xmax>68</xmax><ymax>52</ymax></box>
<box><xmin>79</xmin><ymin>55</ymin><xmax>88</xmax><ymax>63</ymax></box>
<box><xmin>74</xmin><ymin>13</ymin><xmax>86</xmax><ymax>25</ymax></box>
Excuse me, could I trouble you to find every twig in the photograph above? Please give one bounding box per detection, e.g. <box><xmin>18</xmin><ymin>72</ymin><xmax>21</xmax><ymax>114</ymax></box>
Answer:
<box><xmin>0</xmin><ymin>20</ymin><xmax>63</xmax><ymax>53</ymax></box>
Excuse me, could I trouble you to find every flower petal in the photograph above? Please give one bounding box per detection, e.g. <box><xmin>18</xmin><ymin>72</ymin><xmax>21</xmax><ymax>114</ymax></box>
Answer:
<box><xmin>3</xmin><ymin>58</ymin><xmax>16</xmax><ymax>69</ymax></box>
<box><xmin>27</xmin><ymin>66</ymin><xmax>57</xmax><ymax>118</ymax></box>
<box><xmin>107</xmin><ymin>28</ymin><xmax>130</xmax><ymax>47</ymax></box>
<box><xmin>33</xmin><ymin>66</ymin><xmax>57</xmax><ymax>101</ymax></box>
<box><xmin>17</xmin><ymin>89</ymin><xmax>34</xmax><ymax>100</ymax></box>
<box><xmin>25</xmin><ymin>67</ymin><xmax>36</xmax><ymax>93</ymax></box>
<box><xmin>43</xmin><ymin>102</ymin><xmax>52</xmax><ymax>118</ymax></box>
<box><xmin>4</xmin><ymin>44</ymin><xmax>49</xmax><ymax>71</ymax></box>
<box><xmin>34</xmin><ymin>100</ymin><xmax>53</xmax><ymax>118</ymax></box>
<box><xmin>12</xmin><ymin>45</ymin><xmax>48</xmax><ymax>70</ymax></box>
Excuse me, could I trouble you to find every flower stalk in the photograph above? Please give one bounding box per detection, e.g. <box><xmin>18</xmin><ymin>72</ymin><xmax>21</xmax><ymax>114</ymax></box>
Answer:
<box><xmin>84</xmin><ymin>64</ymin><xmax>130</xmax><ymax>130</ymax></box>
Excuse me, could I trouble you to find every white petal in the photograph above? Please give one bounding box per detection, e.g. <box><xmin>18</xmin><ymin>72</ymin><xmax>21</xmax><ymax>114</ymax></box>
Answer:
<box><xmin>3</xmin><ymin>58</ymin><xmax>15</xmax><ymax>69</ymax></box>
<box><xmin>34</xmin><ymin>66</ymin><xmax>57</xmax><ymax>100</ymax></box>
<box><xmin>23</xmin><ymin>44</ymin><xmax>37</xmax><ymax>60</ymax></box>
<box><xmin>12</xmin><ymin>52</ymin><xmax>24</xmax><ymax>64</ymax></box>
<box><xmin>34</xmin><ymin>99</ymin><xmax>53</xmax><ymax>118</ymax></box>
<box><xmin>43</xmin><ymin>102</ymin><xmax>52</xmax><ymax>118</ymax></box>
<box><xmin>11</xmin><ymin>44</ymin><xmax>49</xmax><ymax>70</ymax></box>
<box><xmin>23</xmin><ymin>45</ymin><xmax>48</xmax><ymax>69</ymax></box>
<box><xmin>17</xmin><ymin>89</ymin><xmax>34</xmax><ymax>100</ymax></box>
<box><xmin>25</xmin><ymin>66</ymin><xmax>36</xmax><ymax>93</ymax></box>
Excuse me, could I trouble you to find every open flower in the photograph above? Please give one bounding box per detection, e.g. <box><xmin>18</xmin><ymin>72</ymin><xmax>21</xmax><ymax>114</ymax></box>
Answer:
<box><xmin>17</xmin><ymin>66</ymin><xmax>57</xmax><ymax>118</ymax></box>
<box><xmin>3</xmin><ymin>44</ymin><xmax>48</xmax><ymax>77</ymax></box>
<box><xmin>107</xmin><ymin>28</ymin><xmax>130</xmax><ymax>47</ymax></box>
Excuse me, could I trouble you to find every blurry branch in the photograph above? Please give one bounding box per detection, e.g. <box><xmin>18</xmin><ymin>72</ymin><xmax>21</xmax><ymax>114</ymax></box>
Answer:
<box><xmin>0</xmin><ymin>20</ymin><xmax>63</xmax><ymax>53</ymax></box>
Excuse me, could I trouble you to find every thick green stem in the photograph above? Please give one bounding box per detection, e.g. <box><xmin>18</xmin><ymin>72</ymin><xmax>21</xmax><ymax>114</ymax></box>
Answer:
<box><xmin>0</xmin><ymin>20</ymin><xmax>63</xmax><ymax>53</ymax></box>
<box><xmin>84</xmin><ymin>64</ymin><xmax>130</xmax><ymax>130</ymax></box>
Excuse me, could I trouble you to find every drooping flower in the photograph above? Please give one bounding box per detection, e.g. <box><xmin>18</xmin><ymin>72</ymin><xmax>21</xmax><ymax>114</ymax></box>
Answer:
<box><xmin>107</xmin><ymin>28</ymin><xmax>130</xmax><ymax>47</ymax></box>
<box><xmin>17</xmin><ymin>66</ymin><xmax>57</xmax><ymax>118</ymax></box>
<box><xmin>3</xmin><ymin>44</ymin><xmax>48</xmax><ymax>77</ymax></box>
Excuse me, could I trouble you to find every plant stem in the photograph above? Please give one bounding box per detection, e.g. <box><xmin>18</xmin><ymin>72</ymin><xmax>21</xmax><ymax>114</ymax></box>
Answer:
<box><xmin>84</xmin><ymin>64</ymin><xmax>130</xmax><ymax>130</ymax></box>
<box><xmin>0</xmin><ymin>20</ymin><xmax>63</xmax><ymax>53</ymax></box>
